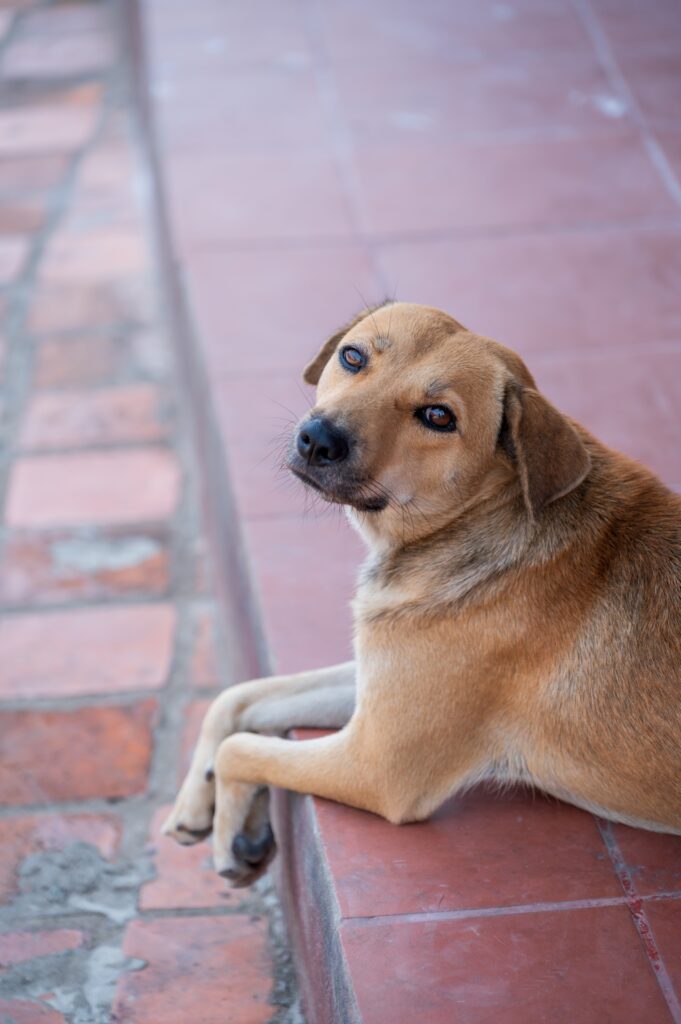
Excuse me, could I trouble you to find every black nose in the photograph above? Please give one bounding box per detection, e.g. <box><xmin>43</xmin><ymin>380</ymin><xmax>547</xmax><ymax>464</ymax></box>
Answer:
<box><xmin>296</xmin><ymin>417</ymin><xmax>349</xmax><ymax>466</ymax></box>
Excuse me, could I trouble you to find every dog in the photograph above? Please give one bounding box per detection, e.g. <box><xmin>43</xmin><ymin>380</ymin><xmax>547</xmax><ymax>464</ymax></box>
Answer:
<box><xmin>163</xmin><ymin>301</ymin><xmax>681</xmax><ymax>885</ymax></box>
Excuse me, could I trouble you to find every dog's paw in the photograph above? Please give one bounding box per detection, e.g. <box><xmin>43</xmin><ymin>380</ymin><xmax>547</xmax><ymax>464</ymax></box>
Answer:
<box><xmin>214</xmin><ymin>822</ymin><xmax>277</xmax><ymax>888</ymax></box>
<box><xmin>161</xmin><ymin>773</ymin><xmax>216</xmax><ymax>846</ymax></box>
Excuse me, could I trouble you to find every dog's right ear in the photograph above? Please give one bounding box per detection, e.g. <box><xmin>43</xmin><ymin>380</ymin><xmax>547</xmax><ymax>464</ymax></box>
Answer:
<box><xmin>499</xmin><ymin>381</ymin><xmax>591</xmax><ymax>521</ymax></box>
<box><xmin>302</xmin><ymin>302</ymin><xmax>392</xmax><ymax>385</ymax></box>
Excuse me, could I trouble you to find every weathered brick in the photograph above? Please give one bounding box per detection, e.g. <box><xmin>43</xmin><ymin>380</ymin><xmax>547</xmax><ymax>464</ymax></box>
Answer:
<box><xmin>34</xmin><ymin>335</ymin><xmax>120</xmax><ymax>388</ymax></box>
<box><xmin>0</xmin><ymin>812</ymin><xmax>120</xmax><ymax>905</ymax></box>
<box><xmin>28</xmin><ymin>282</ymin><xmax>150</xmax><ymax>334</ymax></box>
<box><xmin>0</xmin><ymin>928</ymin><xmax>83</xmax><ymax>967</ymax></box>
<box><xmin>40</xmin><ymin>228</ymin><xmax>146</xmax><ymax>285</ymax></box>
<box><xmin>3</xmin><ymin>33</ymin><xmax>114</xmax><ymax>79</ymax></box>
<box><xmin>6</xmin><ymin>449</ymin><xmax>180</xmax><ymax>527</ymax></box>
<box><xmin>20</xmin><ymin>384</ymin><xmax>168</xmax><ymax>449</ymax></box>
<box><xmin>139</xmin><ymin>806</ymin><xmax>239</xmax><ymax>911</ymax></box>
<box><xmin>0</xmin><ymin>527</ymin><xmax>171</xmax><ymax>606</ymax></box>
<box><xmin>0</xmin><ymin>999</ymin><xmax>66</xmax><ymax>1023</ymax></box>
<box><xmin>0</xmin><ymin>604</ymin><xmax>175</xmax><ymax>699</ymax></box>
<box><xmin>0</xmin><ymin>87</ymin><xmax>100</xmax><ymax>157</ymax></box>
<box><xmin>0</xmin><ymin>701</ymin><xmax>156</xmax><ymax>804</ymax></box>
<box><xmin>113</xmin><ymin>916</ymin><xmax>272</xmax><ymax>1024</ymax></box>
<box><xmin>0</xmin><ymin>154</ymin><xmax>68</xmax><ymax>194</ymax></box>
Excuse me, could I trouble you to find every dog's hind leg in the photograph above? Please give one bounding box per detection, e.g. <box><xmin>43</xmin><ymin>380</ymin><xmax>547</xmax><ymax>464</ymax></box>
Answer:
<box><xmin>162</xmin><ymin>663</ymin><xmax>355</xmax><ymax>846</ymax></box>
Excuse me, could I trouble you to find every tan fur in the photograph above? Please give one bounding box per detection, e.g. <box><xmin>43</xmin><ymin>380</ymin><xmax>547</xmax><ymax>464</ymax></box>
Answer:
<box><xmin>164</xmin><ymin>303</ymin><xmax>681</xmax><ymax>885</ymax></box>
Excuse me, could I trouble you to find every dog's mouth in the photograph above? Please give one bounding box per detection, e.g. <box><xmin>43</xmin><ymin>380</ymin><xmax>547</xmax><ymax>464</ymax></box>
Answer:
<box><xmin>289</xmin><ymin>466</ymin><xmax>388</xmax><ymax>513</ymax></box>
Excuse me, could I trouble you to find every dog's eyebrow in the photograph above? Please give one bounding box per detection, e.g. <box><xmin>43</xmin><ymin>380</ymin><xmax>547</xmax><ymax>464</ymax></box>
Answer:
<box><xmin>425</xmin><ymin>378</ymin><xmax>450</xmax><ymax>399</ymax></box>
<box><xmin>371</xmin><ymin>336</ymin><xmax>392</xmax><ymax>353</ymax></box>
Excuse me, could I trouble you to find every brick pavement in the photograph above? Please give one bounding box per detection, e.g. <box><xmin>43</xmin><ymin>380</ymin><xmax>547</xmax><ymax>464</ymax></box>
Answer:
<box><xmin>0</xmin><ymin>3</ymin><xmax>300</xmax><ymax>1022</ymax></box>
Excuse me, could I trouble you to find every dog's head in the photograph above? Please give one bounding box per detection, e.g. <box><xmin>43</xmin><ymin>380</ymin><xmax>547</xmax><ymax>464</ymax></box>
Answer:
<box><xmin>288</xmin><ymin>302</ymin><xmax>590</xmax><ymax>543</ymax></box>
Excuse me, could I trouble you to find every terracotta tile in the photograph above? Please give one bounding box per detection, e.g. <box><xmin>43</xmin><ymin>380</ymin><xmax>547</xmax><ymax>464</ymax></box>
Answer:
<box><xmin>245</xmin><ymin>514</ymin><xmax>362</xmax><ymax>674</ymax></box>
<box><xmin>645</xmin><ymin>899</ymin><xmax>681</xmax><ymax>994</ymax></box>
<box><xmin>0</xmin><ymin>928</ymin><xmax>83</xmax><ymax>967</ymax></box>
<box><xmin>658</xmin><ymin>133</ymin><xmax>681</xmax><ymax>184</ymax></box>
<box><xmin>591</xmin><ymin>0</ymin><xmax>681</xmax><ymax>56</ymax></box>
<box><xmin>34</xmin><ymin>335</ymin><xmax>121</xmax><ymax>388</ymax></box>
<box><xmin>318</xmin><ymin>786</ymin><xmax>618</xmax><ymax>918</ymax></box>
<box><xmin>335</xmin><ymin>49</ymin><xmax>631</xmax><ymax>147</ymax></box>
<box><xmin>5</xmin><ymin>449</ymin><xmax>181</xmax><ymax>527</ymax></box>
<box><xmin>167</xmin><ymin>150</ymin><xmax>354</xmax><ymax>246</ymax></box>
<box><xmin>19</xmin><ymin>385</ymin><xmax>168</xmax><ymax>449</ymax></box>
<box><xmin>533</xmin><ymin>348</ymin><xmax>681</xmax><ymax>485</ymax></box>
<box><xmin>113</xmin><ymin>916</ymin><xmax>272</xmax><ymax>1024</ymax></box>
<box><xmin>0</xmin><ymin>812</ymin><xmax>120</xmax><ymax>904</ymax></box>
<box><xmin>0</xmin><ymin>155</ymin><xmax>68</xmax><ymax>194</ymax></box>
<box><xmin>0</xmin><ymin>701</ymin><xmax>156</xmax><ymax>805</ymax></box>
<box><xmin>139</xmin><ymin>806</ymin><xmax>238</xmax><ymax>910</ymax></box>
<box><xmin>187</xmin><ymin>244</ymin><xmax>382</xmax><ymax>376</ymax></box>
<box><xmin>354</xmin><ymin>134</ymin><xmax>675</xmax><ymax>236</ymax></box>
<box><xmin>156</xmin><ymin>66</ymin><xmax>326</xmax><ymax>153</ymax></box>
<box><xmin>341</xmin><ymin>906</ymin><xmax>671</xmax><ymax>1023</ymax></box>
<box><xmin>0</xmin><ymin>604</ymin><xmax>174</xmax><ymax>699</ymax></box>
<box><xmin>190</xmin><ymin>605</ymin><xmax>222</xmax><ymax>688</ymax></box>
<box><xmin>0</xmin><ymin>526</ymin><xmax>171</xmax><ymax>607</ymax></box>
<box><xmin>378</xmin><ymin>228</ymin><xmax>681</xmax><ymax>355</ymax></box>
<box><xmin>214</xmin><ymin>372</ymin><xmax>314</xmax><ymax>520</ymax></box>
<box><xmin>320</xmin><ymin>0</ymin><xmax>587</xmax><ymax>63</ymax></box>
<box><xmin>29</xmin><ymin>283</ymin><xmax>150</xmax><ymax>334</ymax></box>
<box><xmin>618</xmin><ymin>50</ymin><xmax>681</xmax><ymax>132</ymax></box>
<box><xmin>612</xmin><ymin>825</ymin><xmax>681</xmax><ymax>896</ymax></box>
<box><xmin>0</xmin><ymin>1000</ymin><xmax>65</xmax><ymax>1023</ymax></box>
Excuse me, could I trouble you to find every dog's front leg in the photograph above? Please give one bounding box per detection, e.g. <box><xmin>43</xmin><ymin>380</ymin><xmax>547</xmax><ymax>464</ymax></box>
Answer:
<box><xmin>212</xmin><ymin>726</ymin><xmax>411</xmax><ymax>882</ymax></box>
<box><xmin>162</xmin><ymin>662</ymin><xmax>355</xmax><ymax>845</ymax></box>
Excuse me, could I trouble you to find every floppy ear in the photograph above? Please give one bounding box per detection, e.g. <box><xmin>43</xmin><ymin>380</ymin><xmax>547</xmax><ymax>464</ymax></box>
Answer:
<box><xmin>499</xmin><ymin>383</ymin><xmax>591</xmax><ymax>520</ymax></box>
<box><xmin>302</xmin><ymin>302</ymin><xmax>392</xmax><ymax>385</ymax></box>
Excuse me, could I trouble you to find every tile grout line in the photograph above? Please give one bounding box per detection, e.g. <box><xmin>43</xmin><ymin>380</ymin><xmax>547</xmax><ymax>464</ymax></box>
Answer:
<box><xmin>340</xmin><ymin>890</ymin><xmax>681</xmax><ymax>929</ymax></box>
<box><xmin>572</xmin><ymin>0</ymin><xmax>681</xmax><ymax>212</ymax></box>
<box><xmin>597</xmin><ymin>820</ymin><xmax>681</xmax><ymax>1023</ymax></box>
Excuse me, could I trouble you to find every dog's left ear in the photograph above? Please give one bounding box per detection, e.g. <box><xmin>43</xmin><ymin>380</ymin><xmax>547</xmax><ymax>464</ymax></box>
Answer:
<box><xmin>500</xmin><ymin>383</ymin><xmax>591</xmax><ymax>520</ymax></box>
<box><xmin>303</xmin><ymin>302</ymin><xmax>392</xmax><ymax>385</ymax></box>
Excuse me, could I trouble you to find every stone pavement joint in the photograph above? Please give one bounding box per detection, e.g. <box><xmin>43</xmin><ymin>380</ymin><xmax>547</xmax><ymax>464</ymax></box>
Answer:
<box><xmin>0</xmin><ymin>1</ymin><xmax>302</xmax><ymax>1021</ymax></box>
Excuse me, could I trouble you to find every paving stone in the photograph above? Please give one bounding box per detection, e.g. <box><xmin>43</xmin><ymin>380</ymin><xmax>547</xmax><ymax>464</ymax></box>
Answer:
<box><xmin>0</xmin><ymin>155</ymin><xmax>68</xmax><ymax>194</ymax></box>
<box><xmin>612</xmin><ymin>824</ymin><xmax>681</xmax><ymax>895</ymax></box>
<box><xmin>0</xmin><ymin>999</ymin><xmax>66</xmax><ymax>1023</ymax></box>
<box><xmin>19</xmin><ymin>384</ymin><xmax>168</xmax><ymax>449</ymax></box>
<box><xmin>28</xmin><ymin>283</ymin><xmax>150</xmax><ymax>334</ymax></box>
<box><xmin>0</xmin><ymin>87</ymin><xmax>100</xmax><ymax>157</ymax></box>
<box><xmin>33</xmin><ymin>335</ymin><xmax>120</xmax><ymax>389</ymax></box>
<box><xmin>0</xmin><ymin>812</ymin><xmax>120</xmax><ymax>904</ymax></box>
<box><xmin>0</xmin><ymin>928</ymin><xmax>83</xmax><ymax>967</ymax></box>
<box><xmin>179</xmin><ymin>698</ymin><xmax>210</xmax><ymax>782</ymax></box>
<box><xmin>0</xmin><ymin>526</ymin><xmax>171</xmax><ymax>606</ymax></box>
<box><xmin>39</xmin><ymin>228</ymin><xmax>146</xmax><ymax>285</ymax></box>
<box><xmin>5</xmin><ymin>449</ymin><xmax>181</xmax><ymax>527</ymax></box>
<box><xmin>0</xmin><ymin>701</ymin><xmax>156</xmax><ymax>804</ymax></box>
<box><xmin>112</xmin><ymin>916</ymin><xmax>272</xmax><ymax>1024</ymax></box>
<box><xmin>645</xmin><ymin>899</ymin><xmax>681</xmax><ymax>994</ymax></box>
<box><xmin>0</xmin><ymin>604</ymin><xmax>175</xmax><ymax>699</ymax></box>
<box><xmin>0</xmin><ymin>197</ymin><xmax>46</xmax><ymax>234</ymax></box>
<box><xmin>139</xmin><ymin>806</ymin><xmax>239</xmax><ymax>910</ymax></box>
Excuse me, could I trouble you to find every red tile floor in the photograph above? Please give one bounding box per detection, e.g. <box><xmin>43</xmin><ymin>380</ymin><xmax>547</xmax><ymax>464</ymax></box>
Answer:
<box><xmin>0</xmin><ymin>2</ymin><xmax>299</xmax><ymax>1022</ymax></box>
<box><xmin>140</xmin><ymin>0</ymin><xmax>681</xmax><ymax>1021</ymax></box>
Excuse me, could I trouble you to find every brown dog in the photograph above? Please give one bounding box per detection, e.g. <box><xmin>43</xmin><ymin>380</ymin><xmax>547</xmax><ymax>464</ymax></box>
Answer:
<box><xmin>163</xmin><ymin>302</ymin><xmax>681</xmax><ymax>885</ymax></box>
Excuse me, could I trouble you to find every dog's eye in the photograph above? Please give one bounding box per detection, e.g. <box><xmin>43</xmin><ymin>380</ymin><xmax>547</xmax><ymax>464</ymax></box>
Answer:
<box><xmin>416</xmin><ymin>405</ymin><xmax>456</xmax><ymax>432</ymax></box>
<box><xmin>340</xmin><ymin>346</ymin><xmax>366</xmax><ymax>373</ymax></box>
